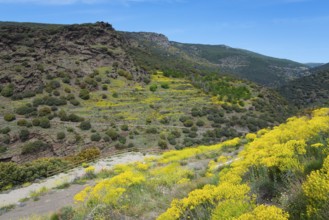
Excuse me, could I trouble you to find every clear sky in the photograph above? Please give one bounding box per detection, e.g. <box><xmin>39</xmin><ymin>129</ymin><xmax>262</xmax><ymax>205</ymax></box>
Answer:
<box><xmin>0</xmin><ymin>0</ymin><xmax>328</xmax><ymax>63</ymax></box>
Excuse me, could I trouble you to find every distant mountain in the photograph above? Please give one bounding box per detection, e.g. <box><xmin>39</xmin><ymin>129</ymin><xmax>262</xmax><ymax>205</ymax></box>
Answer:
<box><xmin>122</xmin><ymin>32</ymin><xmax>310</xmax><ymax>87</ymax></box>
<box><xmin>279</xmin><ymin>63</ymin><xmax>329</xmax><ymax>108</ymax></box>
<box><xmin>305</xmin><ymin>63</ymin><xmax>325</xmax><ymax>68</ymax></box>
<box><xmin>311</xmin><ymin>62</ymin><xmax>329</xmax><ymax>72</ymax></box>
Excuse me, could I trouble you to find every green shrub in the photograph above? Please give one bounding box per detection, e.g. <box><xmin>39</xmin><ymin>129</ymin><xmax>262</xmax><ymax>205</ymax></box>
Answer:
<box><xmin>32</xmin><ymin>118</ymin><xmax>40</xmax><ymax>126</ymax></box>
<box><xmin>17</xmin><ymin>119</ymin><xmax>28</xmax><ymax>127</ymax></box>
<box><xmin>39</xmin><ymin>117</ymin><xmax>51</xmax><ymax>128</ymax></box>
<box><xmin>68</xmin><ymin>113</ymin><xmax>83</xmax><ymax>122</ymax></box>
<box><xmin>53</xmin><ymin>90</ymin><xmax>60</xmax><ymax>96</ymax></box>
<box><xmin>161</xmin><ymin>83</ymin><xmax>169</xmax><ymax>89</ymax></box>
<box><xmin>1</xmin><ymin>134</ymin><xmax>10</xmax><ymax>144</ymax></box>
<box><xmin>79</xmin><ymin>89</ymin><xmax>90</xmax><ymax>100</ymax></box>
<box><xmin>19</xmin><ymin>129</ymin><xmax>30</xmax><ymax>142</ymax></box>
<box><xmin>79</xmin><ymin>121</ymin><xmax>91</xmax><ymax>130</ymax></box>
<box><xmin>21</xmin><ymin>141</ymin><xmax>50</xmax><ymax>155</ymax></box>
<box><xmin>146</xmin><ymin>127</ymin><xmax>158</xmax><ymax>134</ymax></box>
<box><xmin>112</xmin><ymin>92</ymin><xmax>118</xmax><ymax>98</ymax></box>
<box><xmin>0</xmin><ymin>127</ymin><xmax>11</xmax><ymax>134</ymax></box>
<box><xmin>16</xmin><ymin>105</ymin><xmax>36</xmax><ymax>115</ymax></box>
<box><xmin>106</xmin><ymin>129</ymin><xmax>118</xmax><ymax>140</ymax></box>
<box><xmin>38</xmin><ymin>107</ymin><xmax>52</xmax><ymax>116</ymax></box>
<box><xmin>119</xmin><ymin>136</ymin><xmax>127</xmax><ymax>144</ymax></box>
<box><xmin>183</xmin><ymin>119</ymin><xmax>194</xmax><ymax>127</ymax></box>
<box><xmin>149</xmin><ymin>84</ymin><xmax>158</xmax><ymax>92</ymax></box>
<box><xmin>102</xmin><ymin>84</ymin><xmax>108</xmax><ymax>90</ymax></box>
<box><xmin>196</xmin><ymin>120</ymin><xmax>205</xmax><ymax>127</ymax></box>
<box><xmin>4</xmin><ymin>113</ymin><xmax>16</xmax><ymax>122</ymax></box>
<box><xmin>70</xmin><ymin>99</ymin><xmax>80</xmax><ymax>106</ymax></box>
<box><xmin>1</xmin><ymin>84</ymin><xmax>14</xmax><ymax>97</ymax></box>
<box><xmin>0</xmin><ymin>158</ymin><xmax>68</xmax><ymax>190</ymax></box>
<box><xmin>48</xmin><ymin>80</ymin><xmax>61</xmax><ymax>89</ymax></box>
<box><xmin>33</xmin><ymin>96</ymin><xmax>66</xmax><ymax>107</ymax></box>
<box><xmin>158</xmin><ymin>140</ymin><xmax>168</xmax><ymax>149</ymax></box>
<box><xmin>0</xmin><ymin>146</ymin><xmax>7</xmax><ymax>153</ymax></box>
<box><xmin>103</xmin><ymin>135</ymin><xmax>110</xmax><ymax>142</ymax></box>
<box><xmin>57</xmin><ymin>132</ymin><xmax>66</xmax><ymax>140</ymax></box>
<box><xmin>121</xmin><ymin>124</ymin><xmax>129</xmax><ymax>131</ymax></box>
<box><xmin>91</xmin><ymin>133</ymin><xmax>101</xmax><ymax>142</ymax></box>
<box><xmin>118</xmin><ymin>69</ymin><xmax>133</xmax><ymax>80</ymax></box>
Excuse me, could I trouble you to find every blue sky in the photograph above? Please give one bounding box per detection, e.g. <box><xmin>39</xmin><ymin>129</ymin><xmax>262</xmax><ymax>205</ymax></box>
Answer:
<box><xmin>0</xmin><ymin>0</ymin><xmax>328</xmax><ymax>63</ymax></box>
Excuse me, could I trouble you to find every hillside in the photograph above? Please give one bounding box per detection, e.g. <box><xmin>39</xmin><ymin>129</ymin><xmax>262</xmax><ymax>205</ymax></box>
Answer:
<box><xmin>2</xmin><ymin>107</ymin><xmax>327</xmax><ymax>219</ymax></box>
<box><xmin>64</xmin><ymin>108</ymin><xmax>328</xmax><ymax>220</ymax></box>
<box><xmin>279</xmin><ymin>63</ymin><xmax>329</xmax><ymax>108</ymax></box>
<box><xmin>123</xmin><ymin>32</ymin><xmax>310</xmax><ymax>87</ymax></box>
<box><xmin>0</xmin><ymin>22</ymin><xmax>298</xmax><ymax>165</ymax></box>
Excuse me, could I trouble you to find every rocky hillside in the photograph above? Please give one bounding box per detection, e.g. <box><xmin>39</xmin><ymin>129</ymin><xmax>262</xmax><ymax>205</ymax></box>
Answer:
<box><xmin>0</xmin><ymin>22</ymin><xmax>148</xmax><ymax>97</ymax></box>
<box><xmin>123</xmin><ymin>31</ymin><xmax>310</xmax><ymax>87</ymax></box>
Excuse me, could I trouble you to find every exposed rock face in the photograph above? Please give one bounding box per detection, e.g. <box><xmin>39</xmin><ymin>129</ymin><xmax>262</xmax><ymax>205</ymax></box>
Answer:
<box><xmin>0</xmin><ymin>22</ymin><xmax>147</xmax><ymax>94</ymax></box>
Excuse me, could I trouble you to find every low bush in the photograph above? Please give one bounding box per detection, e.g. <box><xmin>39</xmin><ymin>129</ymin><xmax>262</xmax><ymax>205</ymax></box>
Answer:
<box><xmin>0</xmin><ymin>127</ymin><xmax>10</xmax><ymax>134</ymax></box>
<box><xmin>121</xmin><ymin>124</ymin><xmax>129</xmax><ymax>131</ymax></box>
<box><xmin>150</xmin><ymin>84</ymin><xmax>158</xmax><ymax>92</ymax></box>
<box><xmin>79</xmin><ymin>89</ymin><xmax>90</xmax><ymax>100</ymax></box>
<box><xmin>17</xmin><ymin>119</ymin><xmax>28</xmax><ymax>127</ymax></box>
<box><xmin>106</xmin><ymin>129</ymin><xmax>119</xmax><ymax>140</ymax></box>
<box><xmin>21</xmin><ymin>140</ymin><xmax>51</xmax><ymax>155</ymax></box>
<box><xmin>19</xmin><ymin>129</ymin><xmax>30</xmax><ymax>142</ymax></box>
<box><xmin>32</xmin><ymin>118</ymin><xmax>40</xmax><ymax>126</ymax></box>
<box><xmin>39</xmin><ymin>117</ymin><xmax>51</xmax><ymax>128</ymax></box>
<box><xmin>1</xmin><ymin>84</ymin><xmax>14</xmax><ymax>97</ymax></box>
<box><xmin>79</xmin><ymin>121</ymin><xmax>91</xmax><ymax>130</ymax></box>
<box><xmin>91</xmin><ymin>133</ymin><xmax>101</xmax><ymax>142</ymax></box>
<box><xmin>16</xmin><ymin>105</ymin><xmax>36</xmax><ymax>115</ymax></box>
<box><xmin>57</xmin><ymin>132</ymin><xmax>66</xmax><ymax>140</ymax></box>
<box><xmin>4</xmin><ymin>113</ymin><xmax>16</xmax><ymax>122</ymax></box>
<box><xmin>158</xmin><ymin>140</ymin><xmax>168</xmax><ymax>149</ymax></box>
<box><xmin>0</xmin><ymin>146</ymin><xmax>7</xmax><ymax>153</ymax></box>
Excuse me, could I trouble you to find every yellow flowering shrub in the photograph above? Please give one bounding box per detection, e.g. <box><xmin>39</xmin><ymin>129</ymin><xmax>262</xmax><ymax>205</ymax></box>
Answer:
<box><xmin>303</xmin><ymin>155</ymin><xmax>329</xmax><ymax>217</ymax></box>
<box><xmin>135</xmin><ymin>162</ymin><xmax>150</xmax><ymax>171</ymax></box>
<box><xmin>211</xmin><ymin>199</ymin><xmax>253</xmax><ymax>220</ymax></box>
<box><xmin>157</xmin><ymin>183</ymin><xmax>250</xmax><ymax>220</ymax></box>
<box><xmin>74</xmin><ymin>170</ymin><xmax>145</xmax><ymax>206</ymax></box>
<box><xmin>150</xmin><ymin>163</ymin><xmax>194</xmax><ymax>187</ymax></box>
<box><xmin>159</xmin><ymin>138</ymin><xmax>240</xmax><ymax>164</ymax></box>
<box><xmin>236</xmin><ymin>205</ymin><xmax>289</xmax><ymax>220</ymax></box>
<box><xmin>245</xmin><ymin>133</ymin><xmax>257</xmax><ymax>142</ymax></box>
<box><xmin>85</xmin><ymin>166</ymin><xmax>95</xmax><ymax>174</ymax></box>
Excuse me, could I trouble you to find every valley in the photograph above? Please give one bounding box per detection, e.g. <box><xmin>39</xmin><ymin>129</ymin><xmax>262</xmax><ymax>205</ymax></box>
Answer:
<box><xmin>0</xmin><ymin>21</ymin><xmax>328</xmax><ymax>220</ymax></box>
